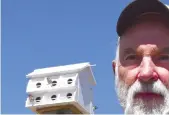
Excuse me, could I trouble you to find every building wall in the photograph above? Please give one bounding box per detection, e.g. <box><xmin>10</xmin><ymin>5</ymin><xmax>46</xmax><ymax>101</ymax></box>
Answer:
<box><xmin>79</xmin><ymin>67</ymin><xmax>94</xmax><ymax>113</ymax></box>
<box><xmin>77</xmin><ymin>75</ymin><xmax>84</xmax><ymax>108</ymax></box>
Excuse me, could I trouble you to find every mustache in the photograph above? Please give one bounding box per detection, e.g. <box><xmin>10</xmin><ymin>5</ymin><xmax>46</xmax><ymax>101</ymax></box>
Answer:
<box><xmin>124</xmin><ymin>80</ymin><xmax>169</xmax><ymax>114</ymax></box>
<box><xmin>127</xmin><ymin>80</ymin><xmax>168</xmax><ymax>98</ymax></box>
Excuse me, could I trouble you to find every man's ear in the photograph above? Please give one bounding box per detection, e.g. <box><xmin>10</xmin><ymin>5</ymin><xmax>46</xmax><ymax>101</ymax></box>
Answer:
<box><xmin>112</xmin><ymin>60</ymin><xmax>116</xmax><ymax>75</ymax></box>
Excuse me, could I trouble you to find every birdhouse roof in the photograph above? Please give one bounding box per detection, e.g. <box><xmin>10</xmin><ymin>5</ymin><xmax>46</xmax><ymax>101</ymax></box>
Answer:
<box><xmin>26</xmin><ymin>62</ymin><xmax>96</xmax><ymax>85</ymax></box>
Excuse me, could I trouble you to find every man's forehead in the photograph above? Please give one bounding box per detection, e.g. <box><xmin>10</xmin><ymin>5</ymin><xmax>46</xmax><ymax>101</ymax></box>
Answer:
<box><xmin>119</xmin><ymin>39</ymin><xmax>169</xmax><ymax>51</ymax></box>
<box><xmin>119</xmin><ymin>24</ymin><xmax>169</xmax><ymax>54</ymax></box>
<box><xmin>121</xmin><ymin>46</ymin><xmax>169</xmax><ymax>53</ymax></box>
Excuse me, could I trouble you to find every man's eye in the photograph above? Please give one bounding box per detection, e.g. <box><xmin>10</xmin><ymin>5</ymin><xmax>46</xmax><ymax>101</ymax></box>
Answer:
<box><xmin>158</xmin><ymin>55</ymin><xmax>169</xmax><ymax>61</ymax></box>
<box><xmin>125</xmin><ymin>54</ymin><xmax>138</xmax><ymax>60</ymax></box>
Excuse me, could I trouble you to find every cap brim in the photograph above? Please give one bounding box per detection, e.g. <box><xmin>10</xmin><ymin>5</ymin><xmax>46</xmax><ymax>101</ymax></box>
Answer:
<box><xmin>117</xmin><ymin>0</ymin><xmax>169</xmax><ymax>36</ymax></box>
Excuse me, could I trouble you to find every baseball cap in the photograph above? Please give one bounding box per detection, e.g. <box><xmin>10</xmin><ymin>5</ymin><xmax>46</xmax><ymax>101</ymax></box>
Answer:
<box><xmin>116</xmin><ymin>0</ymin><xmax>169</xmax><ymax>36</ymax></box>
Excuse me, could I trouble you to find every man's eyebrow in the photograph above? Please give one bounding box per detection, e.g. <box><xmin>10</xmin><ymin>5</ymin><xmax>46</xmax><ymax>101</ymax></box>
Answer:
<box><xmin>123</xmin><ymin>48</ymin><xmax>135</xmax><ymax>54</ymax></box>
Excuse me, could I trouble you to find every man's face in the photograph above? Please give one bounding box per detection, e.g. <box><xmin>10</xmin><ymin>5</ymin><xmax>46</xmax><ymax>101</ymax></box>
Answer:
<box><xmin>114</xmin><ymin>15</ymin><xmax>169</xmax><ymax>114</ymax></box>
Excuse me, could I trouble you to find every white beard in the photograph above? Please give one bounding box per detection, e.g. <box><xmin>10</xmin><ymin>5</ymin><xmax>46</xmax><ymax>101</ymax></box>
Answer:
<box><xmin>115</xmin><ymin>71</ymin><xmax>169</xmax><ymax>115</ymax></box>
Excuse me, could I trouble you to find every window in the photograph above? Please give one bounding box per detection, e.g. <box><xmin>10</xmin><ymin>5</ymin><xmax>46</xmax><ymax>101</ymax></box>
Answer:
<box><xmin>36</xmin><ymin>82</ymin><xmax>41</xmax><ymax>88</ymax></box>
<box><xmin>67</xmin><ymin>79</ymin><xmax>73</xmax><ymax>84</ymax></box>
<box><xmin>35</xmin><ymin>97</ymin><xmax>41</xmax><ymax>102</ymax></box>
<box><xmin>67</xmin><ymin>93</ymin><xmax>72</xmax><ymax>99</ymax></box>
<box><xmin>52</xmin><ymin>81</ymin><xmax>57</xmax><ymax>86</ymax></box>
<box><xmin>51</xmin><ymin>95</ymin><xmax>57</xmax><ymax>100</ymax></box>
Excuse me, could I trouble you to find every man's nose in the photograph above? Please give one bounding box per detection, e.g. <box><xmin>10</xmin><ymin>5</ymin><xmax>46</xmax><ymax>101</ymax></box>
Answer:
<box><xmin>138</xmin><ymin>56</ymin><xmax>158</xmax><ymax>82</ymax></box>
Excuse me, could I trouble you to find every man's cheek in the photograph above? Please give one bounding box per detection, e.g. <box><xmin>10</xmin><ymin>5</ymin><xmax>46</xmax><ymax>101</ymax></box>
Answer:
<box><xmin>156</xmin><ymin>68</ymin><xmax>169</xmax><ymax>87</ymax></box>
<box><xmin>118</xmin><ymin>67</ymin><xmax>127</xmax><ymax>82</ymax></box>
<box><xmin>124</xmin><ymin>69</ymin><xmax>139</xmax><ymax>86</ymax></box>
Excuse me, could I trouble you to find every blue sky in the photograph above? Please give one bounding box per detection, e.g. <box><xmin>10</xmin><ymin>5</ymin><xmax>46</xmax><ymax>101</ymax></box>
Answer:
<box><xmin>2</xmin><ymin>0</ymin><xmax>169</xmax><ymax>114</ymax></box>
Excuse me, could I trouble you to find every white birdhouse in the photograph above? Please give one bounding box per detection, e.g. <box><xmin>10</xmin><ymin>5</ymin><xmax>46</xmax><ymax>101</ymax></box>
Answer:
<box><xmin>25</xmin><ymin>62</ymin><xmax>96</xmax><ymax>114</ymax></box>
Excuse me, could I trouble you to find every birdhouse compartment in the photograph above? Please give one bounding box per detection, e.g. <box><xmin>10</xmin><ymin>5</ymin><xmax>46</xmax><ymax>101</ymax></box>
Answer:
<box><xmin>26</xmin><ymin>77</ymin><xmax>46</xmax><ymax>93</ymax></box>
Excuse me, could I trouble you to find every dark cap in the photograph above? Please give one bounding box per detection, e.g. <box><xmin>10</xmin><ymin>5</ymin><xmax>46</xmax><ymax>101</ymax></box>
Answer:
<box><xmin>116</xmin><ymin>0</ymin><xmax>169</xmax><ymax>36</ymax></box>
